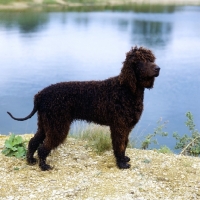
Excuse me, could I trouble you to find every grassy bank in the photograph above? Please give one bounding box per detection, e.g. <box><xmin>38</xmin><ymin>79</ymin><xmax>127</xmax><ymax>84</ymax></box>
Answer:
<box><xmin>0</xmin><ymin>0</ymin><xmax>199</xmax><ymax>11</ymax></box>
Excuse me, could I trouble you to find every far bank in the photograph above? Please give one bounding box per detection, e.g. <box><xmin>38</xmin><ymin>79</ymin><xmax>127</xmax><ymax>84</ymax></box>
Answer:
<box><xmin>0</xmin><ymin>0</ymin><xmax>200</xmax><ymax>11</ymax></box>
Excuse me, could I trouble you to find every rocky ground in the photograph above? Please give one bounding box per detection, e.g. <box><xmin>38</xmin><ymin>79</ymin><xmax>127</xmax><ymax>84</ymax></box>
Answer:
<box><xmin>0</xmin><ymin>134</ymin><xmax>200</xmax><ymax>199</ymax></box>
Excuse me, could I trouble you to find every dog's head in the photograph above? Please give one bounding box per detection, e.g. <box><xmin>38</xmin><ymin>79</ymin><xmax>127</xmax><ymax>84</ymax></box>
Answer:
<box><xmin>119</xmin><ymin>46</ymin><xmax>160</xmax><ymax>92</ymax></box>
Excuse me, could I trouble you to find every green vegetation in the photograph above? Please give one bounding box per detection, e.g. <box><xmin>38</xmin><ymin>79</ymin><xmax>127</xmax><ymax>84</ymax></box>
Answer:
<box><xmin>0</xmin><ymin>0</ymin><xmax>31</xmax><ymax>4</ymax></box>
<box><xmin>156</xmin><ymin>145</ymin><xmax>173</xmax><ymax>154</ymax></box>
<box><xmin>2</xmin><ymin>134</ymin><xmax>27</xmax><ymax>158</ymax></box>
<box><xmin>43</xmin><ymin>0</ymin><xmax>56</xmax><ymax>4</ymax></box>
<box><xmin>141</xmin><ymin>118</ymin><xmax>168</xmax><ymax>150</ymax></box>
<box><xmin>0</xmin><ymin>0</ymin><xmax>178</xmax><ymax>13</ymax></box>
<box><xmin>173</xmin><ymin>112</ymin><xmax>200</xmax><ymax>156</ymax></box>
<box><xmin>71</xmin><ymin>124</ymin><xmax>112</xmax><ymax>154</ymax></box>
<box><xmin>139</xmin><ymin>112</ymin><xmax>200</xmax><ymax>156</ymax></box>
<box><xmin>0</xmin><ymin>0</ymin><xmax>15</xmax><ymax>4</ymax></box>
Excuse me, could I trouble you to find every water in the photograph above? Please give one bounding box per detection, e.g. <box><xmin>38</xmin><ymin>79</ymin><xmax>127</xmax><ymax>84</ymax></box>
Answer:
<box><xmin>0</xmin><ymin>6</ymin><xmax>200</xmax><ymax>150</ymax></box>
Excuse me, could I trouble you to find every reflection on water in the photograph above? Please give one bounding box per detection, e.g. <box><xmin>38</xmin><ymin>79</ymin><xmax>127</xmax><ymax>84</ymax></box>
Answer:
<box><xmin>0</xmin><ymin>11</ymin><xmax>48</xmax><ymax>33</ymax></box>
<box><xmin>132</xmin><ymin>20</ymin><xmax>172</xmax><ymax>47</ymax></box>
<box><xmin>0</xmin><ymin>5</ymin><xmax>200</xmax><ymax>150</ymax></box>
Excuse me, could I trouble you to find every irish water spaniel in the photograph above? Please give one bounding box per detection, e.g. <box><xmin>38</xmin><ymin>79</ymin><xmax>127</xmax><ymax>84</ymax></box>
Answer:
<box><xmin>7</xmin><ymin>46</ymin><xmax>160</xmax><ymax>171</ymax></box>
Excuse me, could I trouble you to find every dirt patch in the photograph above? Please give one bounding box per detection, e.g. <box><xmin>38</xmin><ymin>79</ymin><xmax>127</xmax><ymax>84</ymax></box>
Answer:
<box><xmin>0</xmin><ymin>134</ymin><xmax>200</xmax><ymax>199</ymax></box>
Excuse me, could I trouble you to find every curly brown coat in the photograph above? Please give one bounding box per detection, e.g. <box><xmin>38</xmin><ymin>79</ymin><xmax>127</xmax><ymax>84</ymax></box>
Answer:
<box><xmin>7</xmin><ymin>46</ymin><xmax>160</xmax><ymax>171</ymax></box>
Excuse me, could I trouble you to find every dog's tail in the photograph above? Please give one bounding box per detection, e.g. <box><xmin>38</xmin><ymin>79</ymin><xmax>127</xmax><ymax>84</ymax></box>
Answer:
<box><xmin>7</xmin><ymin>104</ymin><xmax>37</xmax><ymax>121</ymax></box>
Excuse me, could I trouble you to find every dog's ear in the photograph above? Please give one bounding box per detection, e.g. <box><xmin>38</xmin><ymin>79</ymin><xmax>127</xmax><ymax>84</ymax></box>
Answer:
<box><xmin>119</xmin><ymin>65</ymin><xmax>137</xmax><ymax>93</ymax></box>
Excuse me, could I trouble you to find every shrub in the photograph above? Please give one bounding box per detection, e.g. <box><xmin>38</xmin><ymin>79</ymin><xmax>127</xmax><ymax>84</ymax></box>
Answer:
<box><xmin>157</xmin><ymin>145</ymin><xmax>172</xmax><ymax>154</ymax></box>
<box><xmin>173</xmin><ymin>112</ymin><xmax>200</xmax><ymax>156</ymax></box>
<box><xmin>2</xmin><ymin>134</ymin><xmax>27</xmax><ymax>159</ymax></box>
<box><xmin>141</xmin><ymin>118</ymin><xmax>168</xmax><ymax>150</ymax></box>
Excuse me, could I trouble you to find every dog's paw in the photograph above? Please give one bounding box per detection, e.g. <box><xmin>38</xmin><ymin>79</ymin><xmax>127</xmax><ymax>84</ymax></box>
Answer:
<box><xmin>117</xmin><ymin>161</ymin><xmax>131</xmax><ymax>169</ymax></box>
<box><xmin>124</xmin><ymin>156</ymin><xmax>130</xmax><ymax>162</ymax></box>
<box><xmin>39</xmin><ymin>163</ymin><xmax>53</xmax><ymax>171</ymax></box>
<box><xmin>27</xmin><ymin>157</ymin><xmax>37</xmax><ymax>165</ymax></box>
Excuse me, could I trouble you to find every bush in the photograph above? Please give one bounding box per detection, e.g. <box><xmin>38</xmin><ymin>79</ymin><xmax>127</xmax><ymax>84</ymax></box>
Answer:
<box><xmin>141</xmin><ymin>118</ymin><xmax>168</xmax><ymax>150</ymax></box>
<box><xmin>157</xmin><ymin>145</ymin><xmax>172</xmax><ymax>154</ymax></box>
<box><xmin>173</xmin><ymin>112</ymin><xmax>200</xmax><ymax>156</ymax></box>
<box><xmin>2</xmin><ymin>134</ymin><xmax>27</xmax><ymax>159</ymax></box>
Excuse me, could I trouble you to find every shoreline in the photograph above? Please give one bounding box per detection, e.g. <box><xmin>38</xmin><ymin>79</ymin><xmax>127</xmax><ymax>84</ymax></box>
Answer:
<box><xmin>0</xmin><ymin>0</ymin><xmax>200</xmax><ymax>11</ymax></box>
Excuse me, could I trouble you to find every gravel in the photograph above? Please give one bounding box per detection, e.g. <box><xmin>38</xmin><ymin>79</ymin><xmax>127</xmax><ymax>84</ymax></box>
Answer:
<box><xmin>0</xmin><ymin>134</ymin><xmax>200</xmax><ymax>200</ymax></box>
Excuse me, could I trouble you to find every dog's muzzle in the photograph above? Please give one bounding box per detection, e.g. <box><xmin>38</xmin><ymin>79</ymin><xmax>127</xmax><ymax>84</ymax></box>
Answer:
<box><xmin>154</xmin><ymin>66</ymin><xmax>160</xmax><ymax>77</ymax></box>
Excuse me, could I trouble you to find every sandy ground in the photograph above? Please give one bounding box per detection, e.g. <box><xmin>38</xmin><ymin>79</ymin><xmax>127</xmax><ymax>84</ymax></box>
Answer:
<box><xmin>0</xmin><ymin>134</ymin><xmax>200</xmax><ymax>199</ymax></box>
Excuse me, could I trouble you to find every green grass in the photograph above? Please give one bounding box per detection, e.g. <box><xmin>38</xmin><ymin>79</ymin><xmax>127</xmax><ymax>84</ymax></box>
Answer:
<box><xmin>0</xmin><ymin>0</ymin><xmax>15</xmax><ymax>4</ymax></box>
<box><xmin>0</xmin><ymin>0</ymin><xmax>32</xmax><ymax>4</ymax></box>
<box><xmin>156</xmin><ymin>145</ymin><xmax>173</xmax><ymax>154</ymax></box>
<box><xmin>43</xmin><ymin>0</ymin><xmax>56</xmax><ymax>4</ymax></box>
<box><xmin>71</xmin><ymin>123</ymin><xmax>112</xmax><ymax>154</ymax></box>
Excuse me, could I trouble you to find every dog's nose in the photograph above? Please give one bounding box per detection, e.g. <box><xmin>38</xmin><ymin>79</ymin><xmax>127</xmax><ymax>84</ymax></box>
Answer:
<box><xmin>155</xmin><ymin>65</ymin><xmax>160</xmax><ymax>72</ymax></box>
<box><xmin>154</xmin><ymin>65</ymin><xmax>160</xmax><ymax>77</ymax></box>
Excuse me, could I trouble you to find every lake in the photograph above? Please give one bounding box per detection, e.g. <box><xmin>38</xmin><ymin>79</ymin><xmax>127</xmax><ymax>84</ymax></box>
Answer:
<box><xmin>0</xmin><ymin>5</ymin><xmax>200</xmax><ymax>150</ymax></box>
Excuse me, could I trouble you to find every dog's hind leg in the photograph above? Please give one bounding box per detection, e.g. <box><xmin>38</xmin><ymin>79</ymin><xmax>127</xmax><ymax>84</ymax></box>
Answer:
<box><xmin>27</xmin><ymin>115</ymin><xmax>45</xmax><ymax>165</ymax></box>
<box><xmin>27</xmin><ymin>129</ymin><xmax>45</xmax><ymax>165</ymax></box>
<box><xmin>37</xmin><ymin>121</ymin><xmax>71</xmax><ymax>171</ymax></box>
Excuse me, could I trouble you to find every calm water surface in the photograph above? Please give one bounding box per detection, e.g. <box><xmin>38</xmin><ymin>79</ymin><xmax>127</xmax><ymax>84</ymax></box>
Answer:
<box><xmin>0</xmin><ymin>6</ymin><xmax>200</xmax><ymax>150</ymax></box>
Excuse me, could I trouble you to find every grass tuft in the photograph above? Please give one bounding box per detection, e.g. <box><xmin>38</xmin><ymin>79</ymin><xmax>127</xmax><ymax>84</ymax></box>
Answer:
<box><xmin>71</xmin><ymin>123</ymin><xmax>112</xmax><ymax>154</ymax></box>
<box><xmin>156</xmin><ymin>145</ymin><xmax>173</xmax><ymax>154</ymax></box>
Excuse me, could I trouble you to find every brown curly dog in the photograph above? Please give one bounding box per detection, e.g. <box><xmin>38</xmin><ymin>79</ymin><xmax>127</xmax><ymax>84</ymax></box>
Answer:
<box><xmin>7</xmin><ymin>46</ymin><xmax>160</xmax><ymax>171</ymax></box>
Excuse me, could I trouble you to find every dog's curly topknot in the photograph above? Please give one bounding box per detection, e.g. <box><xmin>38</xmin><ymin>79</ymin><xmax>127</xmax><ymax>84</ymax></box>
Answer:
<box><xmin>124</xmin><ymin>46</ymin><xmax>156</xmax><ymax>65</ymax></box>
